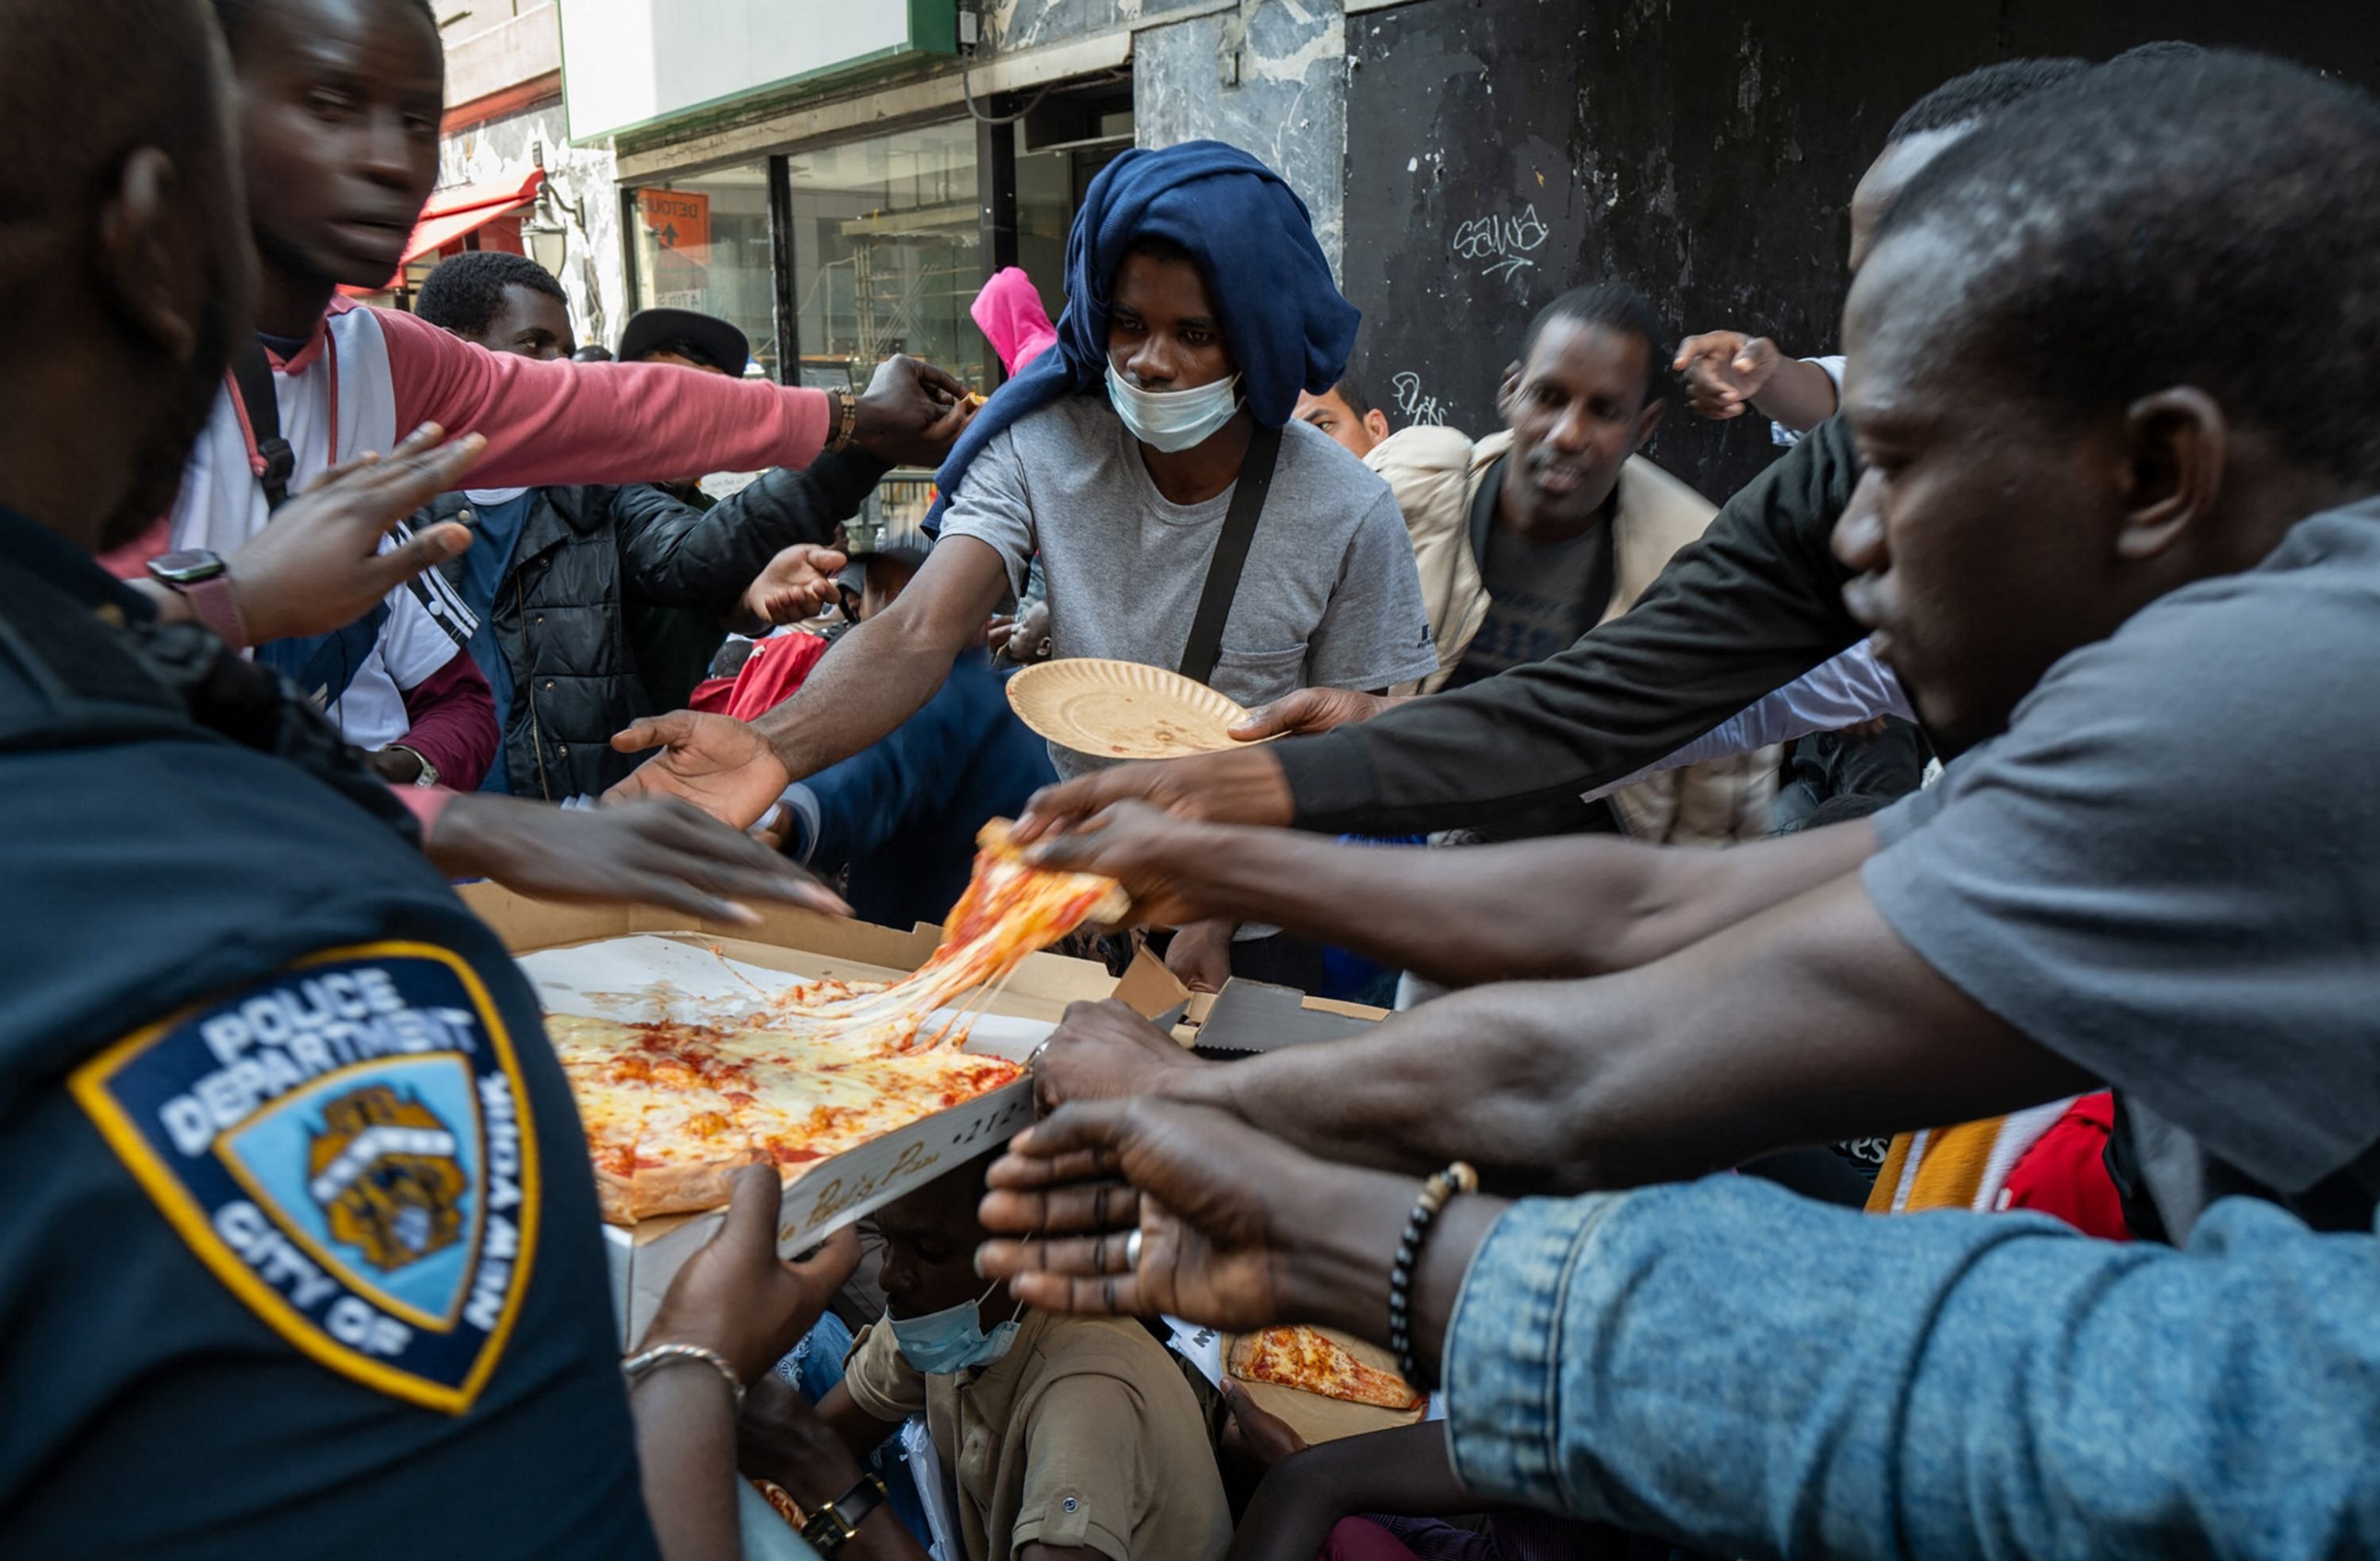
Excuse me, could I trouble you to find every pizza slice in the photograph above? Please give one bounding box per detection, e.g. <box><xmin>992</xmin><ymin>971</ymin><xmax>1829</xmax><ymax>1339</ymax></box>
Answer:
<box><xmin>1228</xmin><ymin>1325</ymin><xmax>1424</xmax><ymax>1411</ymax></box>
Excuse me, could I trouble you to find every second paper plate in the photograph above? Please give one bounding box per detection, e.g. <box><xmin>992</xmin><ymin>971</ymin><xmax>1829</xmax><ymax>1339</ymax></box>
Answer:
<box><xmin>1006</xmin><ymin>658</ymin><xmax>1261</xmax><ymax>759</ymax></box>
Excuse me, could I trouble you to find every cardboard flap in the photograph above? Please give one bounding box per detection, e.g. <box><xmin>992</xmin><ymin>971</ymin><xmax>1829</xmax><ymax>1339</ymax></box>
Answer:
<box><xmin>1194</xmin><ymin>978</ymin><xmax>1386</xmax><ymax>1055</ymax></box>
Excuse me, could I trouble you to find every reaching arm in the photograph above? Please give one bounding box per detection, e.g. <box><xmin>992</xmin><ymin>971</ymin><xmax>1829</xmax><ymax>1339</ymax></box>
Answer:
<box><xmin>986</xmin><ymin>1103</ymin><xmax>2380</xmax><ymax>1561</ymax></box>
<box><xmin>615</xmin><ymin>452</ymin><xmax>891</xmax><ymax>615</ymax></box>
<box><xmin>1230</xmin><ymin>1422</ymin><xmax>1473</xmax><ymax>1561</ymax></box>
<box><xmin>375</xmin><ymin>305</ymin><xmax>831</xmax><ymax>487</ymax></box>
<box><xmin>750</xmin><ymin>537</ymin><xmax>1011</xmax><ymax>780</ymax></box>
<box><xmin>602</xmin><ymin>538</ymin><xmax>1011</xmax><ymax>827</ymax></box>
<box><xmin>1151</xmin><ymin>871</ymin><xmax>2093</xmax><ymax>1188</ymax></box>
<box><xmin>1031</xmin><ymin>803</ymin><xmax>1879</xmax><ymax>987</ymax></box>
<box><xmin>1015</xmin><ymin>415</ymin><xmax>1868</xmax><ymax>840</ymax></box>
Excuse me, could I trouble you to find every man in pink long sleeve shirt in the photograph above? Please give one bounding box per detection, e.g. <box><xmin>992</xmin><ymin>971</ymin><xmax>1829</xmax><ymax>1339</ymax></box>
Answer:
<box><xmin>176</xmin><ymin>0</ymin><xmax>968</xmax><ymax>776</ymax></box>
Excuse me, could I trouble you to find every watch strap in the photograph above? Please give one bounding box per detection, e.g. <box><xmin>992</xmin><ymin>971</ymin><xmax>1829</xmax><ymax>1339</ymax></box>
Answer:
<box><xmin>798</xmin><ymin>1472</ymin><xmax>889</xmax><ymax>1553</ymax></box>
<box><xmin>175</xmin><ymin>570</ymin><xmax>250</xmax><ymax>650</ymax></box>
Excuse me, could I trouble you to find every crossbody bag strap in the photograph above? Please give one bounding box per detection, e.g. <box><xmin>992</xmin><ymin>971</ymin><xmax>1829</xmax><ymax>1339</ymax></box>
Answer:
<box><xmin>1177</xmin><ymin>421</ymin><xmax>1282</xmax><ymax>686</ymax></box>
<box><xmin>232</xmin><ymin>335</ymin><xmax>297</xmax><ymax>512</ymax></box>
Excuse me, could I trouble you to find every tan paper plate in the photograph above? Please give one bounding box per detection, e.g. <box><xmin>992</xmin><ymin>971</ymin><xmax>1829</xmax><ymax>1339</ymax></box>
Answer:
<box><xmin>1223</xmin><ymin>1325</ymin><xmax>1428</xmax><ymax>1444</ymax></box>
<box><xmin>1005</xmin><ymin>658</ymin><xmax>1263</xmax><ymax>759</ymax></box>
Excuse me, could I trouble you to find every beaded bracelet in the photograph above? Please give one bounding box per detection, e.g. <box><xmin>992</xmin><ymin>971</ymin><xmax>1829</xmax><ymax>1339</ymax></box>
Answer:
<box><xmin>1388</xmin><ymin>1160</ymin><xmax>1478</xmax><ymax>1389</ymax></box>
<box><xmin>824</xmin><ymin>386</ymin><xmax>860</xmax><ymax>452</ymax></box>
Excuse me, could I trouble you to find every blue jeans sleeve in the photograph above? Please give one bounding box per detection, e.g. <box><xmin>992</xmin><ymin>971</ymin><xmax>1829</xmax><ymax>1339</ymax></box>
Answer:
<box><xmin>1443</xmin><ymin>1178</ymin><xmax>2380</xmax><ymax>1560</ymax></box>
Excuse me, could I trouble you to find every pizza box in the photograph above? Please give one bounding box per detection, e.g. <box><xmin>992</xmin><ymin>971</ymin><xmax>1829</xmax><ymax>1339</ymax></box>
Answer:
<box><xmin>457</xmin><ymin>884</ymin><xmax>1191</xmax><ymax>1346</ymax></box>
<box><xmin>1168</xmin><ymin>1317</ymin><xmax>1432</xmax><ymax>1444</ymax></box>
<box><xmin>1182</xmin><ymin>978</ymin><xmax>1389</xmax><ymax>1057</ymax></box>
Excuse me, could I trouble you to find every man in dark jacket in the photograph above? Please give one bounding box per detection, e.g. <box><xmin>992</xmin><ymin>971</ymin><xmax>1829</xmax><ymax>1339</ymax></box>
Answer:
<box><xmin>411</xmin><ymin>255</ymin><xmax>900</xmax><ymax>798</ymax></box>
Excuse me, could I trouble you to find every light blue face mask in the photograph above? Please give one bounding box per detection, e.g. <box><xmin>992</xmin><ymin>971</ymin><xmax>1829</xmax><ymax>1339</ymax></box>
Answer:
<box><xmin>888</xmin><ymin>1283</ymin><xmax>1023</xmax><ymax>1375</ymax></box>
<box><xmin>1106</xmin><ymin>363</ymin><xmax>1243</xmax><ymax>453</ymax></box>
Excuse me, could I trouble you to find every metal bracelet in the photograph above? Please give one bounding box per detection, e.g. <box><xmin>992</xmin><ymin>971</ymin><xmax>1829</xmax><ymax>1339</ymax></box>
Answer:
<box><xmin>621</xmin><ymin>1340</ymin><xmax>745</xmax><ymax>1407</ymax></box>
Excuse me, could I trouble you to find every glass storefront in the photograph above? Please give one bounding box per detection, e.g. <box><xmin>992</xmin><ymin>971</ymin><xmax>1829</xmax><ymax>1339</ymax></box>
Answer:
<box><xmin>627</xmin><ymin>162</ymin><xmax>777</xmax><ymax>375</ymax></box>
<box><xmin>784</xmin><ymin>123</ymin><xmax>984</xmax><ymax>395</ymax></box>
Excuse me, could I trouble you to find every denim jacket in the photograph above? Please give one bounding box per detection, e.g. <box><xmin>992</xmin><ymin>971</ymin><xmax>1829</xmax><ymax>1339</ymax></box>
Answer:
<box><xmin>1443</xmin><ymin>1177</ymin><xmax>2380</xmax><ymax>1559</ymax></box>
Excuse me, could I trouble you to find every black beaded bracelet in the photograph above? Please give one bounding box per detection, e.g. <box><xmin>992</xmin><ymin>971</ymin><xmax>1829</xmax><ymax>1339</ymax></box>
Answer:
<box><xmin>1388</xmin><ymin>1160</ymin><xmax>1478</xmax><ymax>1389</ymax></box>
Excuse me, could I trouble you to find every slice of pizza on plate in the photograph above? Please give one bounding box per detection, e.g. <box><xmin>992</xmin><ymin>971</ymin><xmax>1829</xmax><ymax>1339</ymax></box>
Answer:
<box><xmin>1228</xmin><ymin>1325</ymin><xmax>1424</xmax><ymax>1411</ymax></box>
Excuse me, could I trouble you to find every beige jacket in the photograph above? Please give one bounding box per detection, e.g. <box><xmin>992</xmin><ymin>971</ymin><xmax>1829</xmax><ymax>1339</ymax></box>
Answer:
<box><xmin>1366</xmin><ymin>425</ymin><xmax>1775</xmax><ymax>844</ymax></box>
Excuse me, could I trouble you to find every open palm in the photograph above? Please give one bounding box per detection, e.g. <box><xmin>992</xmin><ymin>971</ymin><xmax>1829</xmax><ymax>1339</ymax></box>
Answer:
<box><xmin>605</xmin><ymin>710</ymin><xmax>793</xmax><ymax>830</ymax></box>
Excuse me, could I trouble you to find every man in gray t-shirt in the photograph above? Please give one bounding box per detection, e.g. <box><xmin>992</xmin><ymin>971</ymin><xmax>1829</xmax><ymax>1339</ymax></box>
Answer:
<box><xmin>942</xmin><ymin>395</ymin><xmax>1434</xmax><ymax>778</ymax></box>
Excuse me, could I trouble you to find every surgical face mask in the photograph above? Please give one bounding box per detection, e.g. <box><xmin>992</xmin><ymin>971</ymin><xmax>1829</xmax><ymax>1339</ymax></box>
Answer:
<box><xmin>887</xmin><ymin>1283</ymin><xmax>1023</xmax><ymax>1375</ymax></box>
<box><xmin>1107</xmin><ymin>363</ymin><xmax>1242</xmax><ymax>452</ymax></box>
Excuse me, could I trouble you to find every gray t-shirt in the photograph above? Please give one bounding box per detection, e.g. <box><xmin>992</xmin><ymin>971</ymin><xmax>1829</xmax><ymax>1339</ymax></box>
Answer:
<box><xmin>1864</xmin><ymin>497</ymin><xmax>2380</xmax><ymax>1239</ymax></box>
<box><xmin>939</xmin><ymin>396</ymin><xmax>1440</xmax><ymax>776</ymax></box>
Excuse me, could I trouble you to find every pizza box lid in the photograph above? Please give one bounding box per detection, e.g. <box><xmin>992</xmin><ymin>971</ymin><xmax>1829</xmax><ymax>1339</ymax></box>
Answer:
<box><xmin>1169</xmin><ymin>1317</ymin><xmax>1429</xmax><ymax>1443</ymax></box>
<box><xmin>1184</xmin><ymin>978</ymin><xmax>1388</xmax><ymax>1057</ymax></box>
<box><xmin>455</xmin><ymin>884</ymin><xmax>1191</xmax><ymax>1345</ymax></box>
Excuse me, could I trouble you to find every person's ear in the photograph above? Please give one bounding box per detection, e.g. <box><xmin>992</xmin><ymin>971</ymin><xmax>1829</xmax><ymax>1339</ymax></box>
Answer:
<box><xmin>95</xmin><ymin>147</ymin><xmax>206</xmax><ymax>362</ymax></box>
<box><xmin>1632</xmin><ymin>397</ymin><xmax>1666</xmax><ymax>451</ymax></box>
<box><xmin>1364</xmin><ymin>409</ymin><xmax>1391</xmax><ymax>443</ymax></box>
<box><xmin>2115</xmin><ymin>387</ymin><xmax>2225</xmax><ymax>563</ymax></box>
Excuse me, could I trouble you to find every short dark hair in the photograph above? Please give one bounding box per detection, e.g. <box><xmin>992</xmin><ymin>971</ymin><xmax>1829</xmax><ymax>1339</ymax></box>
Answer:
<box><xmin>1888</xmin><ymin>57</ymin><xmax>2090</xmax><ymax>143</ymax></box>
<box><xmin>1881</xmin><ymin>48</ymin><xmax>2380</xmax><ymax>483</ymax></box>
<box><xmin>1520</xmin><ymin>282</ymin><xmax>1670</xmax><ymax>407</ymax></box>
<box><xmin>211</xmin><ymin>0</ymin><xmax>437</xmax><ymax>52</ymax></box>
<box><xmin>1332</xmin><ymin>374</ymin><xmax>1374</xmax><ymax>419</ymax></box>
<box><xmin>414</xmin><ymin>251</ymin><xmax>566</xmax><ymax>336</ymax></box>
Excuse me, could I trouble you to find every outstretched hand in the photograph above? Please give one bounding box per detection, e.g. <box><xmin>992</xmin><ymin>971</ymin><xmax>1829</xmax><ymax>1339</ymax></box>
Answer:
<box><xmin>851</xmin><ymin>355</ymin><xmax>977</xmax><ymax>467</ymax></box>
<box><xmin>642</xmin><ymin>1166</ymin><xmax>862</xmax><ymax>1383</ymax></box>
<box><xmin>1027</xmin><ymin>996</ymin><xmax>1204</xmax><ymax>1115</ymax></box>
<box><xmin>1227</xmin><ymin>687</ymin><xmax>1400</xmax><ymax>741</ymax></box>
<box><xmin>1672</xmin><ymin>331</ymin><xmax>1779</xmax><ymax>420</ymax></box>
<box><xmin>739</xmin><ymin>543</ymin><xmax>847</xmax><ymax>628</ymax></box>
<box><xmin>428</xmin><ymin>792</ymin><xmax>849</xmax><ymax>922</ymax></box>
<box><xmin>976</xmin><ymin>1098</ymin><xmax>1412</xmax><ymax>1335</ymax></box>
<box><xmin>226</xmin><ymin>422</ymin><xmax>487</xmax><ymax>645</ymax></box>
<box><xmin>1024</xmin><ymin>802</ymin><xmax>1228</xmax><ymax>927</ymax></box>
<box><xmin>1014</xmin><ymin>745</ymin><xmax>1296</xmax><ymax>844</ymax></box>
<box><xmin>606</xmin><ymin>710</ymin><xmax>793</xmax><ymax>830</ymax></box>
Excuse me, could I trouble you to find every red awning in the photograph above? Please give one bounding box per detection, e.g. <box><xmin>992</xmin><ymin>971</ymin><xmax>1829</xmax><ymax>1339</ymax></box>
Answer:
<box><xmin>344</xmin><ymin>167</ymin><xmax>545</xmax><ymax>293</ymax></box>
<box><xmin>400</xmin><ymin>167</ymin><xmax>544</xmax><ymax>267</ymax></box>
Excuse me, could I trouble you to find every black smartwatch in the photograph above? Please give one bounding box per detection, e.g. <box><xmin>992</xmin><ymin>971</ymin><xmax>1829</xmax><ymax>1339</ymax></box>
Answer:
<box><xmin>799</xmin><ymin>1472</ymin><xmax>889</xmax><ymax>1554</ymax></box>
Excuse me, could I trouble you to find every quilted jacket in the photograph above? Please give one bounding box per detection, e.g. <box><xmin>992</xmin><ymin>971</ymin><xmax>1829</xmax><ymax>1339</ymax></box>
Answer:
<box><xmin>424</xmin><ymin>452</ymin><xmax>886</xmax><ymax>799</ymax></box>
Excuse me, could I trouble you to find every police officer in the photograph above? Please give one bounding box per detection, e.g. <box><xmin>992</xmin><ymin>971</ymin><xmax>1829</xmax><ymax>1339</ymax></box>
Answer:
<box><xmin>0</xmin><ymin>4</ymin><xmax>863</xmax><ymax>1553</ymax></box>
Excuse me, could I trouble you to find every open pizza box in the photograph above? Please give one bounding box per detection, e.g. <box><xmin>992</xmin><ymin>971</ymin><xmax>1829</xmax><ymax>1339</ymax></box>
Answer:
<box><xmin>459</xmin><ymin>883</ymin><xmax>1190</xmax><ymax>1346</ymax></box>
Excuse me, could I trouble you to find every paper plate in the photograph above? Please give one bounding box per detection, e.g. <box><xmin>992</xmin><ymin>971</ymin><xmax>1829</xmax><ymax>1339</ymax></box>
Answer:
<box><xmin>1005</xmin><ymin>658</ymin><xmax>1261</xmax><ymax>759</ymax></box>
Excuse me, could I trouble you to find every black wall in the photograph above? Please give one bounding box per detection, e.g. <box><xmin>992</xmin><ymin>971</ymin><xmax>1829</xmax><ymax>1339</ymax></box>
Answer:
<box><xmin>1342</xmin><ymin>0</ymin><xmax>2380</xmax><ymax>504</ymax></box>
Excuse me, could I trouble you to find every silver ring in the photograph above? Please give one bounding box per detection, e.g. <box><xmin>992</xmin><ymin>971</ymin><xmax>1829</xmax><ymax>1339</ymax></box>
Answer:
<box><xmin>1123</xmin><ymin>1229</ymin><xmax>1143</xmax><ymax>1271</ymax></box>
<box><xmin>1027</xmin><ymin>1040</ymin><xmax>1051</xmax><ymax>1072</ymax></box>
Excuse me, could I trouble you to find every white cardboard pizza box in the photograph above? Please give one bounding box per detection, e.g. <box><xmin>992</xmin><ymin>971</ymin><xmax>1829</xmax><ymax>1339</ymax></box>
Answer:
<box><xmin>456</xmin><ymin>883</ymin><xmax>1189</xmax><ymax>1347</ymax></box>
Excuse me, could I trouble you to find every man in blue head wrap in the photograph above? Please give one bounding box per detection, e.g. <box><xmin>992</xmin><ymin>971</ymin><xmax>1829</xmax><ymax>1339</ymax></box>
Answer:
<box><xmin>608</xmin><ymin>144</ymin><xmax>1440</xmax><ymax>984</ymax></box>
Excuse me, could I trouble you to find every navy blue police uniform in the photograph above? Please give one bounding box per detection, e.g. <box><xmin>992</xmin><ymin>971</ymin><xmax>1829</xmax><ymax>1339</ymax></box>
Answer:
<box><xmin>0</xmin><ymin>504</ymin><xmax>662</xmax><ymax>1559</ymax></box>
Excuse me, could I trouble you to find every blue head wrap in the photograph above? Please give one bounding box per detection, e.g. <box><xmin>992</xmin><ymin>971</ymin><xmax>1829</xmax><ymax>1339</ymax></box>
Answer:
<box><xmin>925</xmin><ymin>141</ymin><xmax>1359</xmax><ymax>531</ymax></box>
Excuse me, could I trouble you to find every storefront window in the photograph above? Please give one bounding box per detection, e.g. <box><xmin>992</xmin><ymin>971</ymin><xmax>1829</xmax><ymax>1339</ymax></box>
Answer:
<box><xmin>785</xmin><ymin>123</ymin><xmax>983</xmax><ymax>395</ymax></box>
<box><xmin>628</xmin><ymin>163</ymin><xmax>777</xmax><ymax>376</ymax></box>
<box><xmin>1012</xmin><ymin>106</ymin><xmax>1132</xmax><ymax>330</ymax></box>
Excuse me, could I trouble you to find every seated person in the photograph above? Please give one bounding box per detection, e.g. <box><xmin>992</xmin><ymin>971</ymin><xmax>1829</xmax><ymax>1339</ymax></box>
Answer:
<box><xmin>772</xmin><ymin>531</ymin><xmax>1059</xmax><ymax>931</ymax></box>
<box><xmin>409</xmin><ymin>257</ymin><xmax>894</xmax><ymax>799</ymax></box>
<box><xmin>812</xmin><ymin>1153</ymin><xmax>1231</xmax><ymax>1561</ymax></box>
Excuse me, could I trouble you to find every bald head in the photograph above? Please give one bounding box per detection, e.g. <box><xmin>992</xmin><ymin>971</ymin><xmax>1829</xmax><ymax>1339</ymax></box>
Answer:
<box><xmin>0</xmin><ymin>0</ymin><xmax>251</xmax><ymax>548</ymax></box>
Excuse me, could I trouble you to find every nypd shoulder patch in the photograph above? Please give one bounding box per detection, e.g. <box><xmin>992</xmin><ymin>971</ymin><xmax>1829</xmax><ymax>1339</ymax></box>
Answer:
<box><xmin>70</xmin><ymin>942</ymin><xmax>540</xmax><ymax>1414</ymax></box>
